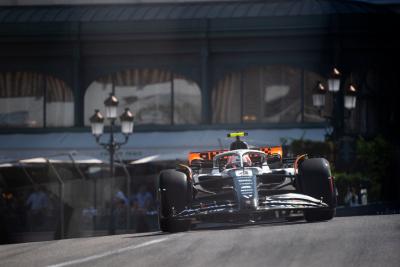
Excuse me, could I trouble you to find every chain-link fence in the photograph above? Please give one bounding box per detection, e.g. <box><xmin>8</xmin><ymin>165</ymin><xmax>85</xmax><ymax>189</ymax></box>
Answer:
<box><xmin>0</xmin><ymin>153</ymin><xmax>160</xmax><ymax>244</ymax></box>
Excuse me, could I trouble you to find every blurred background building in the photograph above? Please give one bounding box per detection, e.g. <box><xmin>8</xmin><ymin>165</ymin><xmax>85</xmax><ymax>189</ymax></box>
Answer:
<box><xmin>0</xmin><ymin>0</ymin><xmax>399</xmax><ymax>241</ymax></box>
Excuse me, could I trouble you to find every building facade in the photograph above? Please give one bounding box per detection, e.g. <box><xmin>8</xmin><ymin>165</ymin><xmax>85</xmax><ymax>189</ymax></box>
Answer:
<box><xmin>1</xmin><ymin>0</ymin><xmax>399</xmax><ymax>240</ymax></box>
<box><xmin>1</xmin><ymin>0</ymin><xmax>398</xmax><ymax>140</ymax></box>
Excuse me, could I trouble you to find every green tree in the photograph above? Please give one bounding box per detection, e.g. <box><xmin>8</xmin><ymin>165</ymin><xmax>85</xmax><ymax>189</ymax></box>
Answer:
<box><xmin>355</xmin><ymin>135</ymin><xmax>391</xmax><ymax>201</ymax></box>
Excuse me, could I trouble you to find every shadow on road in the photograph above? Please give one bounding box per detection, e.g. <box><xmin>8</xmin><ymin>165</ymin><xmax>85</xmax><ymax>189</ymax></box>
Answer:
<box><xmin>191</xmin><ymin>218</ymin><xmax>309</xmax><ymax>232</ymax></box>
<box><xmin>117</xmin><ymin>202</ymin><xmax>400</xmax><ymax>238</ymax></box>
<box><xmin>123</xmin><ymin>218</ymin><xmax>310</xmax><ymax>237</ymax></box>
<box><xmin>123</xmin><ymin>231</ymin><xmax>168</xmax><ymax>239</ymax></box>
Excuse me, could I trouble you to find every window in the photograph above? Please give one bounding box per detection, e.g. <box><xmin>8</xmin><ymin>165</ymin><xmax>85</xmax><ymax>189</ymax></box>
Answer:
<box><xmin>84</xmin><ymin>69</ymin><xmax>201</xmax><ymax>126</ymax></box>
<box><xmin>257</xmin><ymin>66</ymin><xmax>301</xmax><ymax>123</ymax></box>
<box><xmin>0</xmin><ymin>72</ymin><xmax>74</xmax><ymax>128</ymax></box>
<box><xmin>173</xmin><ymin>76</ymin><xmax>202</xmax><ymax>124</ymax></box>
<box><xmin>212</xmin><ymin>66</ymin><xmax>301</xmax><ymax>124</ymax></box>
<box><xmin>212</xmin><ymin>73</ymin><xmax>241</xmax><ymax>124</ymax></box>
<box><xmin>212</xmin><ymin>66</ymin><xmax>334</xmax><ymax>125</ymax></box>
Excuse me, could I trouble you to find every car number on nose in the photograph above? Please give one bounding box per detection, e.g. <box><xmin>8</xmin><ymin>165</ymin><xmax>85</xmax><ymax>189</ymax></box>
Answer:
<box><xmin>235</xmin><ymin>170</ymin><xmax>252</xmax><ymax>176</ymax></box>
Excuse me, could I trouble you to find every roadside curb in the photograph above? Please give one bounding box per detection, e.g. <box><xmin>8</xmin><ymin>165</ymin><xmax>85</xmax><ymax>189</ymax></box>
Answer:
<box><xmin>336</xmin><ymin>203</ymin><xmax>400</xmax><ymax>217</ymax></box>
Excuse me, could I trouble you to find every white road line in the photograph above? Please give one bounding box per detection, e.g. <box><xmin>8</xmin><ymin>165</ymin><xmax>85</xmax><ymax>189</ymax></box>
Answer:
<box><xmin>47</xmin><ymin>237</ymin><xmax>169</xmax><ymax>267</ymax></box>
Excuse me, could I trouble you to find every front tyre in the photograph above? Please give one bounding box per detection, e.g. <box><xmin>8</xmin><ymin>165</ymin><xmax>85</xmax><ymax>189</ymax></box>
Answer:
<box><xmin>297</xmin><ymin>158</ymin><xmax>336</xmax><ymax>222</ymax></box>
<box><xmin>158</xmin><ymin>169</ymin><xmax>191</xmax><ymax>232</ymax></box>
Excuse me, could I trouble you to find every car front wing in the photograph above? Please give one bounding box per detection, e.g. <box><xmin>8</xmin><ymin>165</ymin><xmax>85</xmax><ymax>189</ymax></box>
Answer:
<box><xmin>173</xmin><ymin>193</ymin><xmax>329</xmax><ymax>220</ymax></box>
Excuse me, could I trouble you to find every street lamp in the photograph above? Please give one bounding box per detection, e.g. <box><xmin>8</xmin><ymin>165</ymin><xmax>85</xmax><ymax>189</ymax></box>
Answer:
<box><xmin>89</xmin><ymin>109</ymin><xmax>104</xmax><ymax>137</ymax></box>
<box><xmin>312</xmin><ymin>82</ymin><xmax>327</xmax><ymax>109</ymax></box>
<box><xmin>89</xmin><ymin>92</ymin><xmax>134</xmax><ymax>235</ymax></box>
<box><xmin>104</xmin><ymin>93</ymin><xmax>119</xmax><ymax>119</ymax></box>
<box><xmin>120</xmin><ymin>108</ymin><xmax>135</xmax><ymax>135</ymax></box>
<box><xmin>89</xmin><ymin>93</ymin><xmax>135</xmax><ymax>179</ymax></box>
<box><xmin>327</xmin><ymin>67</ymin><xmax>341</xmax><ymax>92</ymax></box>
<box><xmin>312</xmin><ymin>67</ymin><xmax>358</xmax><ymax>140</ymax></box>
<box><xmin>344</xmin><ymin>84</ymin><xmax>357</xmax><ymax>110</ymax></box>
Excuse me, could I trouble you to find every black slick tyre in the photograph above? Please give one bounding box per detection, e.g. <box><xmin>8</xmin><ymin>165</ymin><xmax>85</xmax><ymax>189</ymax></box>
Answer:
<box><xmin>297</xmin><ymin>158</ymin><xmax>336</xmax><ymax>222</ymax></box>
<box><xmin>158</xmin><ymin>169</ymin><xmax>191</xmax><ymax>232</ymax></box>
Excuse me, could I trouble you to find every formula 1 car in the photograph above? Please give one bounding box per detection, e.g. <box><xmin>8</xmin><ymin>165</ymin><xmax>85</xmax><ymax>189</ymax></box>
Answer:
<box><xmin>158</xmin><ymin>132</ymin><xmax>336</xmax><ymax>232</ymax></box>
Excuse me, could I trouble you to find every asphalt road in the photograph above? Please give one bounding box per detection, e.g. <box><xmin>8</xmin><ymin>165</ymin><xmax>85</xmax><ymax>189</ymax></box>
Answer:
<box><xmin>0</xmin><ymin>214</ymin><xmax>399</xmax><ymax>267</ymax></box>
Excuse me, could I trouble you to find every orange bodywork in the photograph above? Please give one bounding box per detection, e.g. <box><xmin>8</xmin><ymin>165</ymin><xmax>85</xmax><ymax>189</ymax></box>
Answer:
<box><xmin>188</xmin><ymin>146</ymin><xmax>283</xmax><ymax>165</ymax></box>
<box><xmin>188</xmin><ymin>150</ymin><xmax>227</xmax><ymax>165</ymax></box>
<box><xmin>176</xmin><ymin>164</ymin><xmax>193</xmax><ymax>181</ymax></box>
<box><xmin>259</xmin><ymin>146</ymin><xmax>283</xmax><ymax>158</ymax></box>
<box><xmin>294</xmin><ymin>154</ymin><xmax>308</xmax><ymax>174</ymax></box>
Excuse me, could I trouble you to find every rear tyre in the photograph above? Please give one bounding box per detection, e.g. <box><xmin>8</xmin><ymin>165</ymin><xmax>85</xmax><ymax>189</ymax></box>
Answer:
<box><xmin>158</xmin><ymin>169</ymin><xmax>191</xmax><ymax>232</ymax></box>
<box><xmin>304</xmin><ymin>208</ymin><xmax>335</xmax><ymax>222</ymax></box>
<box><xmin>297</xmin><ymin>158</ymin><xmax>336</xmax><ymax>222</ymax></box>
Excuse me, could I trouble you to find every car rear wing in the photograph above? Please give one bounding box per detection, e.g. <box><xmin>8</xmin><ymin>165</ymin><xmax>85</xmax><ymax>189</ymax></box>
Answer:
<box><xmin>188</xmin><ymin>150</ymin><xmax>227</xmax><ymax>167</ymax></box>
<box><xmin>259</xmin><ymin>146</ymin><xmax>283</xmax><ymax>158</ymax></box>
<box><xmin>188</xmin><ymin>146</ymin><xmax>283</xmax><ymax>166</ymax></box>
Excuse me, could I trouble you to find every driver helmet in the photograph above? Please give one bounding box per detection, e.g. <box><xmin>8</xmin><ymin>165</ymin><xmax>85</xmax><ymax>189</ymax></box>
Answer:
<box><xmin>226</xmin><ymin>154</ymin><xmax>241</xmax><ymax>168</ymax></box>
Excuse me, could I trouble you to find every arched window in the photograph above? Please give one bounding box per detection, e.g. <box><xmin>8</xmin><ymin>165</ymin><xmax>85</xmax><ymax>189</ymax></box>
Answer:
<box><xmin>212</xmin><ymin>66</ymin><xmax>302</xmax><ymax>124</ymax></box>
<box><xmin>84</xmin><ymin>69</ymin><xmax>201</xmax><ymax>126</ymax></box>
<box><xmin>212</xmin><ymin>66</ymin><xmax>330</xmax><ymax>124</ymax></box>
<box><xmin>0</xmin><ymin>72</ymin><xmax>74</xmax><ymax>128</ymax></box>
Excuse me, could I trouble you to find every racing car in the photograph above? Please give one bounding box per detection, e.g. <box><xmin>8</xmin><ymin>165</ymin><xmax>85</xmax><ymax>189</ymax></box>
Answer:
<box><xmin>158</xmin><ymin>132</ymin><xmax>336</xmax><ymax>232</ymax></box>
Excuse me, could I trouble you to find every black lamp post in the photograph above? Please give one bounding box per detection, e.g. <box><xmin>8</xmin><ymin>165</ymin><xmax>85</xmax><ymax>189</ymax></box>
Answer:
<box><xmin>89</xmin><ymin>93</ymin><xmax>135</xmax><ymax>179</ymax></box>
<box><xmin>312</xmin><ymin>68</ymin><xmax>358</xmax><ymax>141</ymax></box>
<box><xmin>90</xmin><ymin>93</ymin><xmax>134</xmax><ymax>234</ymax></box>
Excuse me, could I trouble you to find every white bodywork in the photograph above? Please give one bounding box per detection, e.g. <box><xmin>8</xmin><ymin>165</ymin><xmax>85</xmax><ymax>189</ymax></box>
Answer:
<box><xmin>193</xmin><ymin>149</ymin><xmax>294</xmax><ymax>192</ymax></box>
